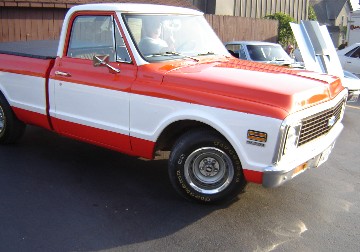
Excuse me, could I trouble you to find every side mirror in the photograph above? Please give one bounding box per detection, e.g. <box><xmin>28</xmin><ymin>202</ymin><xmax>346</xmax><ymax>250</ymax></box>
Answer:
<box><xmin>93</xmin><ymin>55</ymin><xmax>109</xmax><ymax>66</ymax></box>
<box><xmin>93</xmin><ymin>55</ymin><xmax>120</xmax><ymax>73</ymax></box>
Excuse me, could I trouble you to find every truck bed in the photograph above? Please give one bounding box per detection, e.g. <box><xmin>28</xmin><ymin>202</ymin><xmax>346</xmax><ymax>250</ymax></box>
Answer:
<box><xmin>0</xmin><ymin>40</ymin><xmax>58</xmax><ymax>59</ymax></box>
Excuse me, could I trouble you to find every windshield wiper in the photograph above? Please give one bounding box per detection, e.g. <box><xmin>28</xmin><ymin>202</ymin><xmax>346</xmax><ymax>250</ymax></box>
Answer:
<box><xmin>165</xmin><ymin>52</ymin><xmax>199</xmax><ymax>62</ymax></box>
<box><xmin>268</xmin><ymin>59</ymin><xmax>292</xmax><ymax>66</ymax></box>
<box><xmin>146</xmin><ymin>52</ymin><xmax>199</xmax><ymax>62</ymax></box>
<box><xmin>197</xmin><ymin>52</ymin><xmax>215</xmax><ymax>56</ymax></box>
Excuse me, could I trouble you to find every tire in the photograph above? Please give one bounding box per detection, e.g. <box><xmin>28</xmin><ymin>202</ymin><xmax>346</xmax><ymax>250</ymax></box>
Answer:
<box><xmin>168</xmin><ymin>129</ymin><xmax>246</xmax><ymax>204</ymax></box>
<box><xmin>0</xmin><ymin>93</ymin><xmax>26</xmax><ymax>144</ymax></box>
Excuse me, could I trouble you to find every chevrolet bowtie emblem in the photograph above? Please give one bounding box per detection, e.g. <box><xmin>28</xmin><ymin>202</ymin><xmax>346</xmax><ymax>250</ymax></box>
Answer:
<box><xmin>328</xmin><ymin>116</ymin><xmax>336</xmax><ymax>127</ymax></box>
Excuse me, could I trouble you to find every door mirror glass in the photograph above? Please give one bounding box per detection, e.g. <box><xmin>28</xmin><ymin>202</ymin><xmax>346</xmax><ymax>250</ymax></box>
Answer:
<box><xmin>93</xmin><ymin>55</ymin><xmax>110</xmax><ymax>66</ymax></box>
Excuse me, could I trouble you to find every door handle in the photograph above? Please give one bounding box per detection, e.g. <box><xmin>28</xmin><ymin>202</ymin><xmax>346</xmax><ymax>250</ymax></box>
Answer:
<box><xmin>55</xmin><ymin>71</ymin><xmax>71</xmax><ymax>77</ymax></box>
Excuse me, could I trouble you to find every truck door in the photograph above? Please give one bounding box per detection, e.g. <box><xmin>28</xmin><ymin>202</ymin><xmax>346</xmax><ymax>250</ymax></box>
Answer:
<box><xmin>49</xmin><ymin>14</ymin><xmax>136</xmax><ymax>153</ymax></box>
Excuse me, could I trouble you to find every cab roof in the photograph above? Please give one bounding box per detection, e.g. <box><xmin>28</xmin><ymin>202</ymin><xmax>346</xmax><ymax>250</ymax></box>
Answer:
<box><xmin>68</xmin><ymin>3</ymin><xmax>203</xmax><ymax>15</ymax></box>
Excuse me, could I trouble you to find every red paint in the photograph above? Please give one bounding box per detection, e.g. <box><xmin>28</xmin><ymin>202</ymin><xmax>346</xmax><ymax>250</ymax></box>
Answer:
<box><xmin>52</xmin><ymin>117</ymin><xmax>132</xmax><ymax>154</ymax></box>
<box><xmin>11</xmin><ymin>104</ymin><xmax>156</xmax><ymax>159</ymax></box>
<box><xmin>130</xmin><ymin>58</ymin><xmax>344</xmax><ymax>120</ymax></box>
<box><xmin>0</xmin><ymin>54</ymin><xmax>54</xmax><ymax>78</ymax></box>
<box><xmin>44</xmin><ymin>59</ymin><xmax>56</xmax><ymax>130</ymax></box>
<box><xmin>243</xmin><ymin>169</ymin><xmax>263</xmax><ymax>184</ymax></box>
<box><xmin>130</xmin><ymin>137</ymin><xmax>156</xmax><ymax>160</ymax></box>
<box><xmin>51</xmin><ymin>117</ymin><xmax>155</xmax><ymax>158</ymax></box>
<box><xmin>50</xmin><ymin>57</ymin><xmax>136</xmax><ymax>92</ymax></box>
<box><xmin>12</xmin><ymin>107</ymin><xmax>52</xmax><ymax>130</ymax></box>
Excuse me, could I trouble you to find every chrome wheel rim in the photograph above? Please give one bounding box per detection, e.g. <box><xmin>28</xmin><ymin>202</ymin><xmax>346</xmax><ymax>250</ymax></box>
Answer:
<box><xmin>0</xmin><ymin>106</ymin><xmax>5</xmax><ymax>134</ymax></box>
<box><xmin>184</xmin><ymin>147</ymin><xmax>234</xmax><ymax>195</ymax></box>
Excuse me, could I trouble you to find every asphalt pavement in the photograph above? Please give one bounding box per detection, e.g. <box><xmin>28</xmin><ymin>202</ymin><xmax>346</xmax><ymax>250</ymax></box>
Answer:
<box><xmin>0</xmin><ymin>100</ymin><xmax>359</xmax><ymax>252</ymax></box>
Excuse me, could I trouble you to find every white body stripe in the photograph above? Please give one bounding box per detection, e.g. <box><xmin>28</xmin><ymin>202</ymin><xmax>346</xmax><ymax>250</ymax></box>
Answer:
<box><xmin>129</xmin><ymin>93</ymin><xmax>283</xmax><ymax>172</ymax></box>
<box><xmin>49</xmin><ymin>79</ymin><xmax>130</xmax><ymax>135</ymax></box>
<box><xmin>0</xmin><ymin>72</ymin><xmax>47</xmax><ymax>115</ymax></box>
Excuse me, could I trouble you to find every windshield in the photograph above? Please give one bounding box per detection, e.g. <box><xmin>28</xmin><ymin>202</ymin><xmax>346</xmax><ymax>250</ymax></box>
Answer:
<box><xmin>123</xmin><ymin>14</ymin><xmax>229</xmax><ymax>62</ymax></box>
<box><xmin>246</xmin><ymin>44</ymin><xmax>292</xmax><ymax>62</ymax></box>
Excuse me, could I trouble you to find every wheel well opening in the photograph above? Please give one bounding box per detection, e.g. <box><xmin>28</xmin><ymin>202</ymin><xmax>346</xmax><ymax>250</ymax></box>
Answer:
<box><xmin>154</xmin><ymin>120</ymin><xmax>219</xmax><ymax>154</ymax></box>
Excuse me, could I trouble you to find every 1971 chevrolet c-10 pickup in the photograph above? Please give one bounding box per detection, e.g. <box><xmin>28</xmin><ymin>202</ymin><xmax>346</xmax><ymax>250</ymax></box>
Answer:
<box><xmin>0</xmin><ymin>4</ymin><xmax>348</xmax><ymax>203</ymax></box>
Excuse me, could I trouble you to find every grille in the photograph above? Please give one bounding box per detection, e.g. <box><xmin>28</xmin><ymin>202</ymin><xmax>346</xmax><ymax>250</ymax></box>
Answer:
<box><xmin>298</xmin><ymin>99</ymin><xmax>345</xmax><ymax>146</ymax></box>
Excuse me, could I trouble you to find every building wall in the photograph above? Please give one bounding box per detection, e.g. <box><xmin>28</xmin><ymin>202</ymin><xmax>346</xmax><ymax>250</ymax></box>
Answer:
<box><xmin>332</xmin><ymin>5</ymin><xmax>350</xmax><ymax>46</ymax></box>
<box><xmin>194</xmin><ymin>0</ymin><xmax>309</xmax><ymax>22</ymax></box>
<box><xmin>215</xmin><ymin>0</ymin><xmax>235</xmax><ymax>15</ymax></box>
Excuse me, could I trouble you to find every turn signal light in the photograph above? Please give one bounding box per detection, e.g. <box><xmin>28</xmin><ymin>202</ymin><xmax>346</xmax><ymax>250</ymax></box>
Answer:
<box><xmin>247</xmin><ymin>130</ymin><xmax>267</xmax><ymax>142</ymax></box>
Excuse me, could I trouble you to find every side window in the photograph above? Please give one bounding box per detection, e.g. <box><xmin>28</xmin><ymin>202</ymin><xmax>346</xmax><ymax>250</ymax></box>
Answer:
<box><xmin>347</xmin><ymin>47</ymin><xmax>360</xmax><ymax>58</ymax></box>
<box><xmin>247</xmin><ymin>45</ymin><xmax>266</xmax><ymax>61</ymax></box>
<box><xmin>67</xmin><ymin>15</ymin><xmax>131</xmax><ymax>63</ymax></box>
<box><xmin>114</xmin><ymin>23</ymin><xmax>131</xmax><ymax>63</ymax></box>
<box><xmin>345</xmin><ymin>47</ymin><xmax>359</xmax><ymax>58</ymax></box>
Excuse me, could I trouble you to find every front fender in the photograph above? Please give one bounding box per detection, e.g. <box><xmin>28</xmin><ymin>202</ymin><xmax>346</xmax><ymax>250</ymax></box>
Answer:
<box><xmin>129</xmin><ymin>93</ymin><xmax>283</xmax><ymax>172</ymax></box>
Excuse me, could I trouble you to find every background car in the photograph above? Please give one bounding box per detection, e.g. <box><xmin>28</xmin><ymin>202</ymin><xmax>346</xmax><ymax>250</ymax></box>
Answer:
<box><xmin>224</xmin><ymin>41</ymin><xmax>297</xmax><ymax>66</ymax></box>
<box><xmin>337</xmin><ymin>43</ymin><xmax>360</xmax><ymax>78</ymax></box>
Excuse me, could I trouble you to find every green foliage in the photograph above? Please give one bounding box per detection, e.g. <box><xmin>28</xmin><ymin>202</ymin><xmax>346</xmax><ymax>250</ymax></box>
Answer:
<box><xmin>264</xmin><ymin>12</ymin><xmax>296</xmax><ymax>47</ymax></box>
<box><xmin>308</xmin><ymin>5</ymin><xmax>317</xmax><ymax>21</ymax></box>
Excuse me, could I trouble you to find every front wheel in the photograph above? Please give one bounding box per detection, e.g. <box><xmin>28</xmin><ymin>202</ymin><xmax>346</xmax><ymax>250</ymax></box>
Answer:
<box><xmin>168</xmin><ymin>129</ymin><xmax>246</xmax><ymax>204</ymax></box>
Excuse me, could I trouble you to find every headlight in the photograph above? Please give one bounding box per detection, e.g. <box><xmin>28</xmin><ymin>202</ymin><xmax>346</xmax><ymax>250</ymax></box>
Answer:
<box><xmin>283</xmin><ymin>122</ymin><xmax>302</xmax><ymax>155</ymax></box>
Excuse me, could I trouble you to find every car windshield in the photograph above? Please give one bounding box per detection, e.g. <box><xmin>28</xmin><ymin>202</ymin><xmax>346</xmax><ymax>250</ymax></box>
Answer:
<box><xmin>246</xmin><ymin>44</ymin><xmax>292</xmax><ymax>62</ymax></box>
<box><xmin>123</xmin><ymin>14</ymin><xmax>228</xmax><ymax>62</ymax></box>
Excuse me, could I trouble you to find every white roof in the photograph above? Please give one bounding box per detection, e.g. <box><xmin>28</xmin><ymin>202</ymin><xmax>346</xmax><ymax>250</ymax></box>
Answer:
<box><xmin>68</xmin><ymin>3</ymin><xmax>203</xmax><ymax>16</ymax></box>
<box><xmin>224</xmin><ymin>41</ymin><xmax>281</xmax><ymax>46</ymax></box>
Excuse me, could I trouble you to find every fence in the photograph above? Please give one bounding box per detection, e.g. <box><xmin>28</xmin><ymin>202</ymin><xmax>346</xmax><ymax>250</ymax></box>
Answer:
<box><xmin>0</xmin><ymin>7</ymin><xmax>65</xmax><ymax>42</ymax></box>
<box><xmin>205</xmin><ymin>14</ymin><xmax>278</xmax><ymax>43</ymax></box>
<box><xmin>0</xmin><ymin>7</ymin><xmax>278</xmax><ymax>43</ymax></box>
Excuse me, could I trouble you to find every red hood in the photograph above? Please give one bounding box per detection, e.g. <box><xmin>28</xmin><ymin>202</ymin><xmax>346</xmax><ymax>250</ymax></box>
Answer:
<box><xmin>161</xmin><ymin>58</ymin><xmax>344</xmax><ymax>119</ymax></box>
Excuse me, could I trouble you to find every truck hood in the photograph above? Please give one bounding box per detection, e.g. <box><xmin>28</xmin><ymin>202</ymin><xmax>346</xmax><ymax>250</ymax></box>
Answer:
<box><xmin>162</xmin><ymin>58</ymin><xmax>343</xmax><ymax>117</ymax></box>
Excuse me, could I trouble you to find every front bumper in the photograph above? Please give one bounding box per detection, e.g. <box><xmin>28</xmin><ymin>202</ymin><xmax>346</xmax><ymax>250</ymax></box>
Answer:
<box><xmin>262</xmin><ymin>140</ymin><xmax>335</xmax><ymax>188</ymax></box>
<box><xmin>262</xmin><ymin>119</ymin><xmax>343</xmax><ymax>188</ymax></box>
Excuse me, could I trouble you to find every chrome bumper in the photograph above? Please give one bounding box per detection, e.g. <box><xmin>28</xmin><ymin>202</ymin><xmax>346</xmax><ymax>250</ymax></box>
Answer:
<box><xmin>262</xmin><ymin>140</ymin><xmax>336</xmax><ymax>188</ymax></box>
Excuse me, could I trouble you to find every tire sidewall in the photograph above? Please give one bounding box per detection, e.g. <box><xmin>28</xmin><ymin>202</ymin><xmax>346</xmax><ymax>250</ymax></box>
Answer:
<box><xmin>0</xmin><ymin>98</ymin><xmax>8</xmax><ymax>141</ymax></box>
<box><xmin>0</xmin><ymin>93</ymin><xmax>25</xmax><ymax>144</ymax></box>
<box><xmin>169</xmin><ymin>131</ymin><xmax>245</xmax><ymax>203</ymax></box>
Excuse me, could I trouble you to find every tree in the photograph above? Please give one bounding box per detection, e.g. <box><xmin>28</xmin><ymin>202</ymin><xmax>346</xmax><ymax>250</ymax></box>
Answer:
<box><xmin>264</xmin><ymin>13</ymin><xmax>296</xmax><ymax>47</ymax></box>
<box><xmin>308</xmin><ymin>5</ymin><xmax>317</xmax><ymax>21</ymax></box>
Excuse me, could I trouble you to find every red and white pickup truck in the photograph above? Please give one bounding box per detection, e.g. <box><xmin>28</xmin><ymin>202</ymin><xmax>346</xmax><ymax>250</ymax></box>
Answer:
<box><xmin>0</xmin><ymin>4</ymin><xmax>348</xmax><ymax>203</ymax></box>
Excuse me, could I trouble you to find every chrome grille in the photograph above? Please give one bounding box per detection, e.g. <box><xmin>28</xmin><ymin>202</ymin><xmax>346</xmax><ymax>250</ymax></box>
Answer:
<box><xmin>298</xmin><ymin>100</ymin><xmax>345</xmax><ymax>146</ymax></box>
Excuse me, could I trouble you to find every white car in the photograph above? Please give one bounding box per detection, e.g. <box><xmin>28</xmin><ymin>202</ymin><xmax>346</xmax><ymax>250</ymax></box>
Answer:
<box><xmin>337</xmin><ymin>43</ymin><xmax>360</xmax><ymax>77</ymax></box>
<box><xmin>224</xmin><ymin>41</ymin><xmax>297</xmax><ymax>66</ymax></box>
